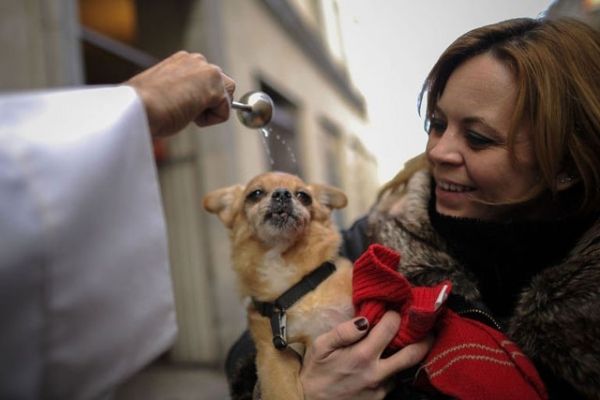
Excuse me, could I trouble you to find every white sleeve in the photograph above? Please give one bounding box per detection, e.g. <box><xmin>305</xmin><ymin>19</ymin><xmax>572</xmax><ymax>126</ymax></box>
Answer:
<box><xmin>0</xmin><ymin>86</ymin><xmax>177</xmax><ymax>399</ymax></box>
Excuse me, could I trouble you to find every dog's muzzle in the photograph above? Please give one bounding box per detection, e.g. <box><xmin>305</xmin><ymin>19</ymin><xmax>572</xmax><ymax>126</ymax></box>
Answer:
<box><xmin>264</xmin><ymin>189</ymin><xmax>299</xmax><ymax>228</ymax></box>
<box><xmin>272</xmin><ymin>188</ymin><xmax>292</xmax><ymax>205</ymax></box>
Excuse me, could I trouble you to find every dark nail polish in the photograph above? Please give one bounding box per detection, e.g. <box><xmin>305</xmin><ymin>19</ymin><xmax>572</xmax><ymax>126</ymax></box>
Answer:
<box><xmin>354</xmin><ymin>318</ymin><xmax>369</xmax><ymax>331</ymax></box>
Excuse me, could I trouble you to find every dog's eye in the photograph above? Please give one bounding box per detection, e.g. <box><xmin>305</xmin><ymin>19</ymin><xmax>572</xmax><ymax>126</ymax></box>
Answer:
<box><xmin>295</xmin><ymin>191</ymin><xmax>312</xmax><ymax>206</ymax></box>
<box><xmin>246</xmin><ymin>189</ymin><xmax>264</xmax><ymax>203</ymax></box>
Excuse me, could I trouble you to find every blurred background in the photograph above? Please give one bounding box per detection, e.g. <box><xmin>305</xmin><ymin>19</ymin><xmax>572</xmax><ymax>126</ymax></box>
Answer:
<box><xmin>2</xmin><ymin>0</ymin><xmax>598</xmax><ymax>398</ymax></box>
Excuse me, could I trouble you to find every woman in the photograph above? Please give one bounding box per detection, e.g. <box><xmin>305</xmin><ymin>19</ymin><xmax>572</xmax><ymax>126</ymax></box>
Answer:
<box><xmin>227</xmin><ymin>17</ymin><xmax>600</xmax><ymax>399</ymax></box>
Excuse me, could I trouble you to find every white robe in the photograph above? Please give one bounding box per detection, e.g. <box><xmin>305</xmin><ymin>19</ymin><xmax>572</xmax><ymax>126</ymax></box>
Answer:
<box><xmin>0</xmin><ymin>86</ymin><xmax>177</xmax><ymax>399</ymax></box>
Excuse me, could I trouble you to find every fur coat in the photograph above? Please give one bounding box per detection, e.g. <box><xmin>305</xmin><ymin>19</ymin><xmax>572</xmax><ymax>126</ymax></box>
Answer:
<box><xmin>368</xmin><ymin>170</ymin><xmax>600</xmax><ymax>399</ymax></box>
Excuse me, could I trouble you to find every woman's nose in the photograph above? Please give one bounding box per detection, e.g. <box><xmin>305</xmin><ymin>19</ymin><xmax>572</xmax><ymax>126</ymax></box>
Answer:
<box><xmin>426</xmin><ymin>129</ymin><xmax>463</xmax><ymax>166</ymax></box>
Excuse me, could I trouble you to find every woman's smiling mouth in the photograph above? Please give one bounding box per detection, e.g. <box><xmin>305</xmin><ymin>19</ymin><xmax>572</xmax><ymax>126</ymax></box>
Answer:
<box><xmin>437</xmin><ymin>180</ymin><xmax>475</xmax><ymax>193</ymax></box>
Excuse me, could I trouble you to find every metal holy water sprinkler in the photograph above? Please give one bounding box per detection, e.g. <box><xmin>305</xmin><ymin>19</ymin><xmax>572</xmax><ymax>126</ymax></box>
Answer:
<box><xmin>231</xmin><ymin>91</ymin><xmax>274</xmax><ymax>129</ymax></box>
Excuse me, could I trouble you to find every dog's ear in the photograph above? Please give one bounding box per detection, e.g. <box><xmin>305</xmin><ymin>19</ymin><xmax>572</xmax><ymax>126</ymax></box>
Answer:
<box><xmin>203</xmin><ymin>184</ymin><xmax>244</xmax><ymax>229</ymax></box>
<box><xmin>309</xmin><ymin>184</ymin><xmax>348</xmax><ymax>210</ymax></box>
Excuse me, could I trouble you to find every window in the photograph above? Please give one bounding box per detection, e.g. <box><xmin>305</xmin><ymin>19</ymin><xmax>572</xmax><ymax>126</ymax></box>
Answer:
<box><xmin>78</xmin><ymin>0</ymin><xmax>194</xmax><ymax>84</ymax></box>
<box><xmin>79</xmin><ymin>0</ymin><xmax>147</xmax><ymax>83</ymax></box>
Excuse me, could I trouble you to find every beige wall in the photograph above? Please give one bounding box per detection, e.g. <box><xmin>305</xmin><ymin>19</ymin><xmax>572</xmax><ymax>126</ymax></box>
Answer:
<box><xmin>173</xmin><ymin>0</ymin><xmax>378</xmax><ymax>362</ymax></box>
<box><xmin>190</xmin><ymin>1</ymin><xmax>378</xmax><ymax>360</ymax></box>
<box><xmin>0</xmin><ymin>0</ymin><xmax>82</xmax><ymax>90</ymax></box>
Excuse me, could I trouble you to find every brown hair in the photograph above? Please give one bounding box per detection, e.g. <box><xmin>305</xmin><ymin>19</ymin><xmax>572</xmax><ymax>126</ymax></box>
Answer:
<box><xmin>380</xmin><ymin>18</ymin><xmax>600</xmax><ymax>216</ymax></box>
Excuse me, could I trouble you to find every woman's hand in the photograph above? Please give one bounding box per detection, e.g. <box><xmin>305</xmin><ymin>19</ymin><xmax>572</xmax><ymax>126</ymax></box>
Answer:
<box><xmin>300</xmin><ymin>311</ymin><xmax>433</xmax><ymax>400</ymax></box>
<box><xmin>126</xmin><ymin>51</ymin><xmax>236</xmax><ymax>137</ymax></box>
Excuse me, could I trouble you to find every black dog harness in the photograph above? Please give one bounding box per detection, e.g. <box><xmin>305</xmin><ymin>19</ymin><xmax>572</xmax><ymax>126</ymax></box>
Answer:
<box><xmin>252</xmin><ymin>261</ymin><xmax>337</xmax><ymax>350</ymax></box>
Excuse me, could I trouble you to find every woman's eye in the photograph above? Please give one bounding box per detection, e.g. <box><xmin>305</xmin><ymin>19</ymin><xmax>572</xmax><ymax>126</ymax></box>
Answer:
<box><xmin>245</xmin><ymin>189</ymin><xmax>264</xmax><ymax>203</ymax></box>
<box><xmin>465</xmin><ymin>131</ymin><xmax>495</xmax><ymax>149</ymax></box>
<box><xmin>427</xmin><ymin>117</ymin><xmax>446</xmax><ymax>135</ymax></box>
<box><xmin>295</xmin><ymin>191</ymin><xmax>312</xmax><ymax>206</ymax></box>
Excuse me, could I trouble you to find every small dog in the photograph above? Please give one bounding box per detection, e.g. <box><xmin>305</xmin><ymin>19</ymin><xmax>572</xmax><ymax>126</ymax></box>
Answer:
<box><xmin>203</xmin><ymin>171</ymin><xmax>354</xmax><ymax>400</ymax></box>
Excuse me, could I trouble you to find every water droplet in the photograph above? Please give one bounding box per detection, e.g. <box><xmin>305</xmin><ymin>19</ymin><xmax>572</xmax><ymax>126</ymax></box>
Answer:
<box><xmin>255</xmin><ymin>128</ymin><xmax>297</xmax><ymax>167</ymax></box>
<box><xmin>258</xmin><ymin>129</ymin><xmax>274</xmax><ymax>165</ymax></box>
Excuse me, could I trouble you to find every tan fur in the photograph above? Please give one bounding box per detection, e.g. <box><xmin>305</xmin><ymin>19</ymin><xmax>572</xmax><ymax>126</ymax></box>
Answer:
<box><xmin>203</xmin><ymin>172</ymin><xmax>354</xmax><ymax>400</ymax></box>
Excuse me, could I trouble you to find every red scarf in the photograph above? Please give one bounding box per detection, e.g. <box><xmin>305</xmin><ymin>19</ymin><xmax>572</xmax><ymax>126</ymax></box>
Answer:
<box><xmin>352</xmin><ymin>244</ymin><xmax>547</xmax><ymax>400</ymax></box>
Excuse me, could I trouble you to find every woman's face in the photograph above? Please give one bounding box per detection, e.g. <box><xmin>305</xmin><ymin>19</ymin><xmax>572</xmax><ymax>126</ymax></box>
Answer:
<box><xmin>426</xmin><ymin>53</ymin><xmax>539</xmax><ymax>221</ymax></box>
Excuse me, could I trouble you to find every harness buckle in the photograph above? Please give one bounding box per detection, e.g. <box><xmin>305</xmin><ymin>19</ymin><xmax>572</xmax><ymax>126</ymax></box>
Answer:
<box><xmin>271</xmin><ymin>309</ymin><xmax>288</xmax><ymax>350</ymax></box>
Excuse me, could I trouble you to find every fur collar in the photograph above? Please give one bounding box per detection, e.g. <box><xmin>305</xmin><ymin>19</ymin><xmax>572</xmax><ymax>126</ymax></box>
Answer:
<box><xmin>368</xmin><ymin>170</ymin><xmax>600</xmax><ymax>398</ymax></box>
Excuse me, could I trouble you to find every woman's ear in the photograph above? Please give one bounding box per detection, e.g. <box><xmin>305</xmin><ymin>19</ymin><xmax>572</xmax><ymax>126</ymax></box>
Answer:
<box><xmin>556</xmin><ymin>172</ymin><xmax>579</xmax><ymax>191</ymax></box>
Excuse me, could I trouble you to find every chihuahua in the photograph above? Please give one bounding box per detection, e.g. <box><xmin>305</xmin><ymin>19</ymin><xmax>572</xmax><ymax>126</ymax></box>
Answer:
<box><xmin>203</xmin><ymin>171</ymin><xmax>354</xmax><ymax>400</ymax></box>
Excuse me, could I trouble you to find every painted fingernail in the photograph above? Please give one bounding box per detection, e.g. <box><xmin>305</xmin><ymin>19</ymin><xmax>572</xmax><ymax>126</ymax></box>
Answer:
<box><xmin>354</xmin><ymin>318</ymin><xmax>369</xmax><ymax>331</ymax></box>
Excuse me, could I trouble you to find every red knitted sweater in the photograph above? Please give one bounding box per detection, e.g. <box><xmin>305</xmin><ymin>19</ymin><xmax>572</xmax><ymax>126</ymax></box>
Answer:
<box><xmin>352</xmin><ymin>244</ymin><xmax>547</xmax><ymax>400</ymax></box>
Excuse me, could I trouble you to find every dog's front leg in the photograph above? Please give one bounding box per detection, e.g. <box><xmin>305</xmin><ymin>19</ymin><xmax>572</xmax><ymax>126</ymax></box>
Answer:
<box><xmin>249</xmin><ymin>314</ymin><xmax>304</xmax><ymax>400</ymax></box>
<box><xmin>256</xmin><ymin>341</ymin><xmax>303</xmax><ymax>400</ymax></box>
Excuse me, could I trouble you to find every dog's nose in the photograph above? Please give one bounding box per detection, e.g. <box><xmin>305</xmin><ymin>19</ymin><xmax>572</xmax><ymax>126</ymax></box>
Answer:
<box><xmin>272</xmin><ymin>188</ymin><xmax>292</xmax><ymax>202</ymax></box>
